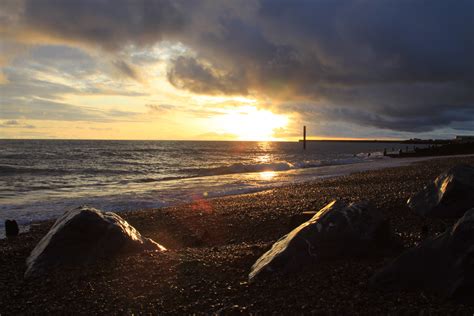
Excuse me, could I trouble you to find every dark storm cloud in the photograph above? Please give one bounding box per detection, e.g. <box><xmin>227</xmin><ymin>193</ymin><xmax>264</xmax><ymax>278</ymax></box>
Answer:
<box><xmin>3</xmin><ymin>0</ymin><xmax>474</xmax><ymax>132</ymax></box>
<box><xmin>168</xmin><ymin>0</ymin><xmax>474</xmax><ymax>132</ymax></box>
<box><xmin>257</xmin><ymin>0</ymin><xmax>474</xmax><ymax>83</ymax></box>
<box><xmin>19</xmin><ymin>0</ymin><xmax>186</xmax><ymax>51</ymax></box>
<box><xmin>167</xmin><ymin>56</ymin><xmax>248</xmax><ymax>95</ymax></box>
<box><xmin>319</xmin><ymin>105</ymin><xmax>474</xmax><ymax>133</ymax></box>
<box><xmin>288</xmin><ymin>81</ymin><xmax>474</xmax><ymax>132</ymax></box>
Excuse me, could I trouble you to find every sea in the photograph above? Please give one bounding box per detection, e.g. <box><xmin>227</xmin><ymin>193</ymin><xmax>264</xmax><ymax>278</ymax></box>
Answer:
<box><xmin>0</xmin><ymin>139</ymin><xmax>428</xmax><ymax>236</ymax></box>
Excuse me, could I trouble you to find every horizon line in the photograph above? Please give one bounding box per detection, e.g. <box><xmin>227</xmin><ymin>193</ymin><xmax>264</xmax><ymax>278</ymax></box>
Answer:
<box><xmin>0</xmin><ymin>137</ymin><xmax>454</xmax><ymax>142</ymax></box>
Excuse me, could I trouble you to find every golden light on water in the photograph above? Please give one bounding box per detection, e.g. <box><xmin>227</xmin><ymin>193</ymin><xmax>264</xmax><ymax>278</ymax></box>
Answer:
<box><xmin>212</xmin><ymin>106</ymin><xmax>288</xmax><ymax>141</ymax></box>
<box><xmin>259</xmin><ymin>171</ymin><xmax>276</xmax><ymax>180</ymax></box>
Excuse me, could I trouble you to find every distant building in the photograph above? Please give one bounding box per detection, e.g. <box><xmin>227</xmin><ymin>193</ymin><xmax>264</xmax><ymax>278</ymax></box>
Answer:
<box><xmin>455</xmin><ymin>136</ymin><xmax>474</xmax><ymax>143</ymax></box>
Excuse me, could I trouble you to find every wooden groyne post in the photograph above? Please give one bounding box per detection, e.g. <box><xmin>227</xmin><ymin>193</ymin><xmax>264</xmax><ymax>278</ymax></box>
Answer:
<box><xmin>303</xmin><ymin>126</ymin><xmax>306</xmax><ymax>150</ymax></box>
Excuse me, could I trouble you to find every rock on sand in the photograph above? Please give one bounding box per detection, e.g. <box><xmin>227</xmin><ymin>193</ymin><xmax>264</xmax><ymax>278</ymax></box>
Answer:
<box><xmin>407</xmin><ymin>164</ymin><xmax>474</xmax><ymax>218</ymax></box>
<box><xmin>370</xmin><ymin>208</ymin><xmax>474</xmax><ymax>303</ymax></box>
<box><xmin>25</xmin><ymin>206</ymin><xmax>166</xmax><ymax>278</ymax></box>
<box><xmin>249</xmin><ymin>200</ymin><xmax>394</xmax><ymax>281</ymax></box>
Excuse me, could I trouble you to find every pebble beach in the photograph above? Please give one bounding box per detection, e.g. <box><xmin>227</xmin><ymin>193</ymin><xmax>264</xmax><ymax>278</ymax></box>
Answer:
<box><xmin>2</xmin><ymin>156</ymin><xmax>474</xmax><ymax>314</ymax></box>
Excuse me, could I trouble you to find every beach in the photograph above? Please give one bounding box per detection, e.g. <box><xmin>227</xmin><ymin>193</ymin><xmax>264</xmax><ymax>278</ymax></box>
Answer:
<box><xmin>1</xmin><ymin>156</ymin><xmax>474</xmax><ymax>314</ymax></box>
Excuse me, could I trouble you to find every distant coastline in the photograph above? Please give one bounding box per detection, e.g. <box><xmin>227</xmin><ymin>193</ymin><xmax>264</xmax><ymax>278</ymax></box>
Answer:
<box><xmin>298</xmin><ymin>139</ymin><xmax>450</xmax><ymax>144</ymax></box>
<box><xmin>298</xmin><ymin>138</ymin><xmax>474</xmax><ymax>158</ymax></box>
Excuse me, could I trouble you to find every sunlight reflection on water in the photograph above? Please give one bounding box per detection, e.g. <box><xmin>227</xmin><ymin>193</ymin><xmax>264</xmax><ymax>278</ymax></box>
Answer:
<box><xmin>259</xmin><ymin>171</ymin><xmax>276</xmax><ymax>180</ymax></box>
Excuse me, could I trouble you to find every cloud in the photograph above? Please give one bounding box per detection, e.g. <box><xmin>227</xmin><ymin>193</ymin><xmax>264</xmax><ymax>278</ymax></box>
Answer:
<box><xmin>112</xmin><ymin>59</ymin><xmax>144</xmax><ymax>82</ymax></box>
<box><xmin>167</xmin><ymin>56</ymin><xmax>247</xmax><ymax>95</ymax></box>
<box><xmin>0</xmin><ymin>70</ymin><xmax>78</xmax><ymax>100</ymax></box>
<box><xmin>10</xmin><ymin>0</ymin><xmax>186</xmax><ymax>51</ymax></box>
<box><xmin>318</xmin><ymin>104</ymin><xmax>474</xmax><ymax>133</ymax></box>
<box><xmin>1</xmin><ymin>46</ymin><xmax>149</xmax><ymax>101</ymax></box>
<box><xmin>0</xmin><ymin>98</ymin><xmax>140</xmax><ymax>122</ymax></box>
<box><xmin>1</xmin><ymin>120</ymin><xmax>36</xmax><ymax>128</ymax></box>
<box><xmin>145</xmin><ymin>103</ymin><xmax>224</xmax><ymax>118</ymax></box>
<box><xmin>2</xmin><ymin>0</ymin><xmax>474</xmax><ymax>134</ymax></box>
<box><xmin>24</xmin><ymin>45</ymin><xmax>99</xmax><ymax>79</ymax></box>
<box><xmin>145</xmin><ymin>103</ymin><xmax>176</xmax><ymax>113</ymax></box>
<box><xmin>2</xmin><ymin>120</ymin><xmax>20</xmax><ymax>125</ymax></box>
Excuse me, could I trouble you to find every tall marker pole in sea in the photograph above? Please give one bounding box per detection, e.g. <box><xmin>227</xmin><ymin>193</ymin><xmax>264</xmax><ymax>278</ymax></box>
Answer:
<box><xmin>303</xmin><ymin>125</ymin><xmax>306</xmax><ymax>150</ymax></box>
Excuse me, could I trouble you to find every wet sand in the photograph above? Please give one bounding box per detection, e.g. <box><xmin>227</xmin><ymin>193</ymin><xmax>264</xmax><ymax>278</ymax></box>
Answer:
<box><xmin>1</xmin><ymin>156</ymin><xmax>474</xmax><ymax>314</ymax></box>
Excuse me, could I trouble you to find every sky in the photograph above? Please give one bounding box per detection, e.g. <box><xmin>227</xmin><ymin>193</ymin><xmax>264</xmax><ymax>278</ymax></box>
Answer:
<box><xmin>1</xmin><ymin>0</ymin><xmax>473</xmax><ymax>141</ymax></box>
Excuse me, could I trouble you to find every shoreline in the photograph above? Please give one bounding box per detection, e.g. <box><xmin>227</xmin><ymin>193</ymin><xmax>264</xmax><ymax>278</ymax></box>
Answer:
<box><xmin>2</xmin><ymin>155</ymin><xmax>474</xmax><ymax>314</ymax></box>
<box><xmin>2</xmin><ymin>153</ymin><xmax>474</xmax><ymax>239</ymax></box>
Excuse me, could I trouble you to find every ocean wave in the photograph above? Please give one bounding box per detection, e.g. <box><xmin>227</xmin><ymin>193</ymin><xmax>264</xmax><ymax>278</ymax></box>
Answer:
<box><xmin>0</xmin><ymin>165</ymin><xmax>58</xmax><ymax>175</ymax></box>
<box><xmin>117</xmin><ymin>162</ymin><xmax>309</xmax><ymax>184</ymax></box>
<box><xmin>188</xmin><ymin>162</ymin><xmax>296</xmax><ymax>177</ymax></box>
<box><xmin>0</xmin><ymin>151</ymin><xmax>386</xmax><ymax>181</ymax></box>
<box><xmin>182</xmin><ymin>158</ymin><xmax>369</xmax><ymax>178</ymax></box>
<box><xmin>118</xmin><ymin>175</ymin><xmax>189</xmax><ymax>184</ymax></box>
<box><xmin>0</xmin><ymin>164</ymin><xmax>136</xmax><ymax>176</ymax></box>
<box><xmin>185</xmin><ymin>153</ymin><xmax>390</xmax><ymax>178</ymax></box>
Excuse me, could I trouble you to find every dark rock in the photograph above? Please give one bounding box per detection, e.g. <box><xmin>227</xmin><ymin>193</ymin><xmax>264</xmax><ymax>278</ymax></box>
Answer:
<box><xmin>420</xmin><ymin>224</ymin><xmax>429</xmax><ymax>240</ymax></box>
<box><xmin>289</xmin><ymin>211</ymin><xmax>317</xmax><ymax>229</ymax></box>
<box><xmin>407</xmin><ymin>164</ymin><xmax>474</xmax><ymax>218</ymax></box>
<box><xmin>370</xmin><ymin>208</ymin><xmax>474</xmax><ymax>303</ymax></box>
<box><xmin>249</xmin><ymin>200</ymin><xmax>396</xmax><ymax>281</ymax></box>
<box><xmin>5</xmin><ymin>219</ymin><xmax>19</xmax><ymax>237</ymax></box>
<box><xmin>25</xmin><ymin>206</ymin><xmax>166</xmax><ymax>278</ymax></box>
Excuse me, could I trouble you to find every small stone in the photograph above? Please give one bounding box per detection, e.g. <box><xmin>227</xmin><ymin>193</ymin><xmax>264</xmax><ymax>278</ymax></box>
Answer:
<box><xmin>5</xmin><ymin>219</ymin><xmax>19</xmax><ymax>237</ymax></box>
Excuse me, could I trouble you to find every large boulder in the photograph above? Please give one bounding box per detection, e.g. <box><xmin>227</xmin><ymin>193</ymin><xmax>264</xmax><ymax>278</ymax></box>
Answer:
<box><xmin>249</xmin><ymin>200</ymin><xmax>395</xmax><ymax>281</ymax></box>
<box><xmin>407</xmin><ymin>164</ymin><xmax>474</xmax><ymax>218</ymax></box>
<box><xmin>25</xmin><ymin>206</ymin><xmax>166</xmax><ymax>278</ymax></box>
<box><xmin>370</xmin><ymin>208</ymin><xmax>474</xmax><ymax>303</ymax></box>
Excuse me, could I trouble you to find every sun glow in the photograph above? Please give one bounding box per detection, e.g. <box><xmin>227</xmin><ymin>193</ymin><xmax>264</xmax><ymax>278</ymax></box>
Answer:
<box><xmin>212</xmin><ymin>106</ymin><xmax>288</xmax><ymax>141</ymax></box>
<box><xmin>259</xmin><ymin>171</ymin><xmax>277</xmax><ymax>180</ymax></box>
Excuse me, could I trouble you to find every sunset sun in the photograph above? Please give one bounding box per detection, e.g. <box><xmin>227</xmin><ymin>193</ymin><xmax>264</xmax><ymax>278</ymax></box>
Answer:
<box><xmin>212</xmin><ymin>106</ymin><xmax>289</xmax><ymax>141</ymax></box>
